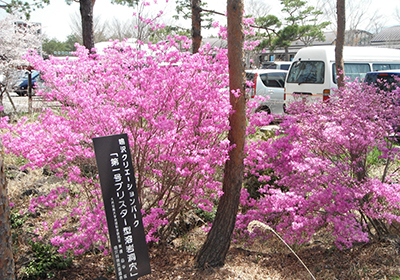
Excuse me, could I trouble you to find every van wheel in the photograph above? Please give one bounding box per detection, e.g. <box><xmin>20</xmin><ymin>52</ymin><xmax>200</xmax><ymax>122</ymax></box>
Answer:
<box><xmin>255</xmin><ymin>106</ymin><xmax>271</xmax><ymax>114</ymax></box>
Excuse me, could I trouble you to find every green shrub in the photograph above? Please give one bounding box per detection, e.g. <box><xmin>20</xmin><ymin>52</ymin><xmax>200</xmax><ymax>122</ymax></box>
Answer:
<box><xmin>195</xmin><ymin>205</ymin><xmax>217</xmax><ymax>223</ymax></box>
<box><xmin>10</xmin><ymin>210</ymin><xmax>27</xmax><ymax>229</ymax></box>
<box><xmin>19</xmin><ymin>241</ymin><xmax>73</xmax><ymax>279</ymax></box>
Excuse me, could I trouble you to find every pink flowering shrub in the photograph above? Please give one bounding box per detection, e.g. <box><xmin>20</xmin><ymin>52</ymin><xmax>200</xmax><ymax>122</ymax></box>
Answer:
<box><xmin>1</xmin><ymin>12</ymin><xmax>267</xmax><ymax>256</ymax></box>
<box><xmin>239</xmin><ymin>80</ymin><xmax>400</xmax><ymax>249</ymax></box>
<box><xmin>1</xmin><ymin>37</ymin><xmax>233</xmax><ymax>253</ymax></box>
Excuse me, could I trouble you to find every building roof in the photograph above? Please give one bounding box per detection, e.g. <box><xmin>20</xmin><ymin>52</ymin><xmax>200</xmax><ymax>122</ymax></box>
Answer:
<box><xmin>290</xmin><ymin>31</ymin><xmax>337</xmax><ymax>48</ymax></box>
<box><xmin>371</xmin><ymin>25</ymin><xmax>400</xmax><ymax>43</ymax></box>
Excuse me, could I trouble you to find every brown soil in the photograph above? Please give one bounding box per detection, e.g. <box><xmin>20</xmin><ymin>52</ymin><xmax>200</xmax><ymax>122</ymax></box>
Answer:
<box><xmin>7</xmin><ymin>160</ymin><xmax>400</xmax><ymax>280</ymax></box>
<box><xmin>44</xmin><ymin>235</ymin><xmax>400</xmax><ymax>280</ymax></box>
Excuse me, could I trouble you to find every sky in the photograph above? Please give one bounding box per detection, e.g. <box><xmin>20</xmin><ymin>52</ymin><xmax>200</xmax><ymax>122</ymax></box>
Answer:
<box><xmin>0</xmin><ymin>0</ymin><xmax>399</xmax><ymax>42</ymax></box>
<box><xmin>0</xmin><ymin>0</ymin><xmax>228</xmax><ymax>41</ymax></box>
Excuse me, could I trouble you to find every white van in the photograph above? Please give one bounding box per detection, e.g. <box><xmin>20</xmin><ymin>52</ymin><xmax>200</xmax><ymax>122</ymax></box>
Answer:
<box><xmin>284</xmin><ymin>46</ymin><xmax>400</xmax><ymax>104</ymax></box>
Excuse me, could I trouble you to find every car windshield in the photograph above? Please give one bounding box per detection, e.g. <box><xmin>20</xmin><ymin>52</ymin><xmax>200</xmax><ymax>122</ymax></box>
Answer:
<box><xmin>286</xmin><ymin>61</ymin><xmax>325</xmax><ymax>84</ymax></box>
<box><xmin>366</xmin><ymin>72</ymin><xmax>400</xmax><ymax>91</ymax></box>
<box><xmin>22</xmin><ymin>70</ymin><xmax>40</xmax><ymax>79</ymax></box>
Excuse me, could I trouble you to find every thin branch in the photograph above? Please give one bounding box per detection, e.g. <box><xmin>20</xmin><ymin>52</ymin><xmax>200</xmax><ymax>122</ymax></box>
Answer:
<box><xmin>200</xmin><ymin>8</ymin><xmax>225</xmax><ymax>17</ymax></box>
<box><xmin>248</xmin><ymin>221</ymin><xmax>316</xmax><ymax>280</ymax></box>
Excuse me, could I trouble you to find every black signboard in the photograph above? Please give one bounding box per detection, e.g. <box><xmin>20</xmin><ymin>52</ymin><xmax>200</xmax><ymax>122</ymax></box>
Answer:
<box><xmin>93</xmin><ymin>134</ymin><xmax>151</xmax><ymax>279</ymax></box>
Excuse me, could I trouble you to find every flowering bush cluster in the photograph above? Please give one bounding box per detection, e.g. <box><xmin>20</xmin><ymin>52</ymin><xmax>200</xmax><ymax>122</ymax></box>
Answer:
<box><xmin>239</xmin><ymin>80</ymin><xmax>400</xmax><ymax>249</ymax></box>
<box><xmin>1</xmin><ymin>9</ymin><xmax>269</xmax><ymax>256</ymax></box>
<box><xmin>1</xmin><ymin>37</ymin><xmax>233</xmax><ymax>253</ymax></box>
<box><xmin>3</xmin><ymin>9</ymin><xmax>400</xmax><ymax>256</ymax></box>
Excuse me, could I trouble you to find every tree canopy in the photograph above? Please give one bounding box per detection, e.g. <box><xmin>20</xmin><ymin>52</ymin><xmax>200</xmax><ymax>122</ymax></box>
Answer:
<box><xmin>252</xmin><ymin>0</ymin><xmax>330</xmax><ymax>58</ymax></box>
<box><xmin>0</xmin><ymin>0</ymin><xmax>49</xmax><ymax>19</ymax></box>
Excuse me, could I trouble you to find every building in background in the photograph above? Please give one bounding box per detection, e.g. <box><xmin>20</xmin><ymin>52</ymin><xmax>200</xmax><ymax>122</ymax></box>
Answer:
<box><xmin>370</xmin><ymin>25</ymin><xmax>400</xmax><ymax>49</ymax></box>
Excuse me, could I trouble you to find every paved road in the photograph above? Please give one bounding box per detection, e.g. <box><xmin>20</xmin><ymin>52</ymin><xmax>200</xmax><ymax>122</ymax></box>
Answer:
<box><xmin>2</xmin><ymin>92</ymin><xmax>57</xmax><ymax>114</ymax></box>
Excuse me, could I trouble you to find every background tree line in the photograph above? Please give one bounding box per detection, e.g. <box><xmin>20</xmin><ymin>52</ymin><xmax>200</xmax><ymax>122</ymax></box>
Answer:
<box><xmin>37</xmin><ymin>0</ymin><xmax>396</xmax><ymax>59</ymax></box>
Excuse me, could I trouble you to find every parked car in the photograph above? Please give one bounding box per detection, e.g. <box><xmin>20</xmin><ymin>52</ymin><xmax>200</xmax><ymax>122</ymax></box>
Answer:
<box><xmin>246</xmin><ymin>69</ymin><xmax>288</xmax><ymax>115</ymax></box>
<box><xmin>364</xmin><ymin>69</ymin><xmax>400</xmax><ymax>91</ymax></box>
<box><xmin>284</xmin><ymin>46</ymin><xmax>400</xmax><ymax>106</ymax></box>
<box><xmin>261</xmin><ymin>61</ymin><xmax>292</xmax><ymax>70</ymax></box>
<box><xmin>13</xmin><ymin>70</ymin><xmax>42</xmax><ymax>96</ymax></box>
<box><xmin>364</xmin><ymin>70</ymin><xmax>400</xmax><ymax>139</ymax></box>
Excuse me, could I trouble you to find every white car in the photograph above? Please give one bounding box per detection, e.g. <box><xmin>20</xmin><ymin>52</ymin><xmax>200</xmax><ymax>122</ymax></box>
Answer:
<box><xmin>261</xmin><ymin>61</ymin><xmax>292</xmax><ymax>70</ymax></box>
<box><xmin>246</xmin><ymin>69</ymin><xmax>287</xmax><ymax>115</ymax></box>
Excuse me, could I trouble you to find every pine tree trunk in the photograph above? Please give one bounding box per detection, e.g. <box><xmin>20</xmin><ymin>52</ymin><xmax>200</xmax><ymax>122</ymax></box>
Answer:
<box><xmin>195</xmin><ymin>0</ymin><xmax>245</xmax><ymax>268</ymax></box>
<box><xmin>0</xmin><ymin>140</ymin><xmax>15</xmax><ymax>280</ymax></box>
<box><xmin>192</xmin><ymin>0</ymin><xmax>202</xmax><ymax>54</ymax></box>
<box><xmin>80</xmin><ymin>0</ymin><xmax>95</xmax><ymax>51</ymax></box>
<box><xmin>335</xmin><ymin>0</ymin><xmax>345</xmax><ymax>88</ymax></box>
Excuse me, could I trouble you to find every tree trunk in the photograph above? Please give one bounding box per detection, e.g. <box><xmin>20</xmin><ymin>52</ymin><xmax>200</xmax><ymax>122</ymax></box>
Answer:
<box><xmin>195</xmin><ymin>0</ymin><xmax>245</xmax><ymax>269</ymax></box>
<box><xmin>335</xmin><ymin>0</ymin><xmax>345</xmax><ymax>88</ymax></box>
<box><xmin>0</xmin><ymin>140</ymin><xmax>15</xmax><ymax>280</ymax></box>
<box><xmin>80</xmin><ymin>0</ymin><xmax>95</xmax><ymax>51</ymax></box>
<box><xmin>284</xmin><ymin>46</ymin><xmax>289</xmax><ymax>61</ymax></box>
<box><xmin>191</xmin><ymin>0</ymin><xmax>202</xmax><ymax>54</ymax></box>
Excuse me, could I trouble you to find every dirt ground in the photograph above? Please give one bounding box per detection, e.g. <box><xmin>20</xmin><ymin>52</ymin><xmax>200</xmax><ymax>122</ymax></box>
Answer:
<box><xmin>39</xmin><ymin>230</ymin><xmax>400</xmax><ymax>280</ymax></box>
<box><xmin>1</xmin><ymin>104</ymin><xmax>399</xmax><ymax>280</ymax></box>
<box><xmin>7</xmin><ymin>163</ymin><xmax>400</xmax><ymax>280</ymax></box>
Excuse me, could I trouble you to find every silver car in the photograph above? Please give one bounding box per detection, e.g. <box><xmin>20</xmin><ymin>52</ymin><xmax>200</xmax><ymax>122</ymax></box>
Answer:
<box><xmin>246</xmin><ymin>69</ymin><xmax>287</xmax><ymax>115</ymax></box>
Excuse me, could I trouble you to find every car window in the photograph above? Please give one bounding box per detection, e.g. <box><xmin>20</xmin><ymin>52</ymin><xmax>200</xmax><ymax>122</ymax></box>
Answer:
<box><xmin>259</xmin><ymin>72</ymin><xmax>286</xmax><ymax>88</ymax></box>
<box><xmin>373</xmin><ymin>64</ymin><xmax>400</xmax><ymax>71</ymax></box>
<box><xmin>245</xmin><ymin>72</ymin><xmax>255</xmax><ymax>87</ymax></box>
<box><xmin>280</xmin><ymin>64</ymin><xmax>291</xmax><ymax>70</ymax></box>
<box><xmin>287</xmin><ymin>61</ymin><xmax>325</xmax><ymax>84</ymax></box>
<box><xmin>333</xmin><ymin>63</ymin><xmax>370</xmax><ymax>83</ymax></box>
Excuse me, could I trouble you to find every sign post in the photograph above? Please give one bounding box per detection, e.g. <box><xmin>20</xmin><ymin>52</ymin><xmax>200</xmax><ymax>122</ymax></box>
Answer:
<box><xmin>93</xmin><ymin>134</ymin><xmax>151</xmax><ymax>279</ymax></box>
